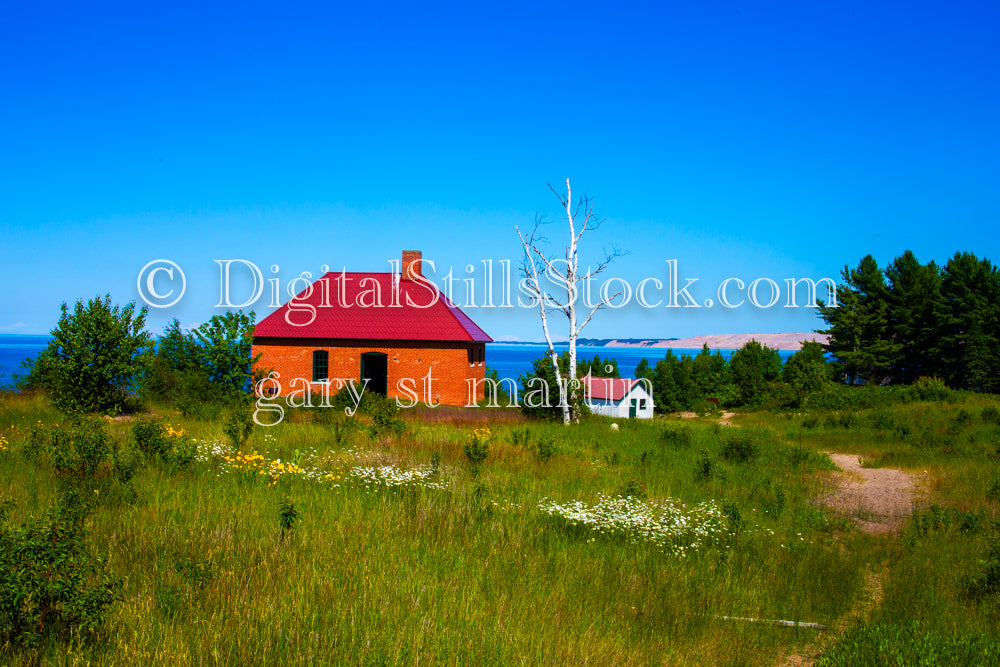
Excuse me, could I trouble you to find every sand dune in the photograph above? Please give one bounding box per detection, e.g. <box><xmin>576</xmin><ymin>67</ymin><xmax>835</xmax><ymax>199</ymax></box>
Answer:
<box><xmin>606</xmin><ymin>332</ymin><xmax>828</xmax><ymax>351</ymax></box>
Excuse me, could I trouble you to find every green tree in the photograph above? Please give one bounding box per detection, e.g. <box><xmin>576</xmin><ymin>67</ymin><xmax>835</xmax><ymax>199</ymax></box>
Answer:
<box><xmin>578</xmin><ymin>353</ymin><xmax>620</xmax><ymax>378</ymax></box>
<box><xmin>819</xmin><ymin>255</ymin><xmax>899</xmax><ymax>384</ymax></box>
<box><xmin>518</xmin><ymin>351</ymin><xmax>582</xmax><ymax>420</ymax></box>
<box><xmin>781</xmin><ymin>340</ymin><xmax>831</xmax><ymax>394</ymax></box>
<box><xmin>884</xmin><ymin>250</ymin><xmax>945</xmax><ymax>383</ymax></box>
<box><xmin>35</xmin><ymin>295</ymin><xmax>151</xmax><ymax>414</ymax></box>
<box><xmin>143</xmin><ymin>318</ymin><xmax>203</xmax><ymax>402</ymax></box>
<box><xmin>192</xmin><ymin>311</ymin><xmax>261</xmax><ymax>398</ymax></box>
<box><xmin>939</xmin><ymin>252</ymin><xmax>1000</xmax><ymax>391</ymax></box>
<box><xmin>729</xmin><ymin>340</ymin><xmax>783</xmax><ymax>406</ymax></box>
<box><xmin>689</xmin><ymin>344</ymin><xmax>729</xmax><ymax>399</ymax></box>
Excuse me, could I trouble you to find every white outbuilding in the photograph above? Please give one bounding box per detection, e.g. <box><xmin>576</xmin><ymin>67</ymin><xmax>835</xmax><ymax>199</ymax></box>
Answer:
<box><xmin>581</xmin><ymin>376</ymin><xmax>655</xmax><ymax>419</ymax></box>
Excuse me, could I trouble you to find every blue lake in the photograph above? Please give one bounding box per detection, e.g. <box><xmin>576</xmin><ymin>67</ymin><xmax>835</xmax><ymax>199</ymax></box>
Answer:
<box><xmin>0</xmin><ymin>334</ymin><xmax>51</xmax><ymax>388</ymax></box>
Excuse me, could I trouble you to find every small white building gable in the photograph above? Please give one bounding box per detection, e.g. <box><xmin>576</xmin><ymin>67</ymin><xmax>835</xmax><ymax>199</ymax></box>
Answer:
<box><xmin>581</xmin><ymin>376</ymin><xmax>655</xmax><ymax>419</ymax></box>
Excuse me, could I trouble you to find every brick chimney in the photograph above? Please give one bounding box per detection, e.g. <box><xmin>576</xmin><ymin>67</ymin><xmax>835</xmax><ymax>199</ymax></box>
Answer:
<box><xmin>402</xmin><ymin>250</ymin><xmax>422</xmax><ymax>281</ymax></box>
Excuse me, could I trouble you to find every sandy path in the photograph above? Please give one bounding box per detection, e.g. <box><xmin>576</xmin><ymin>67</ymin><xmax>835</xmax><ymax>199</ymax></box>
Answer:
<box><xmin>779</xmin><ymin>454</ymin><xmax>915</xmax><ymax>665</ymax></box>
<box><xmin>821</xmin><ymin>453</ymin><xmax>918</xmax><ymax>535</ymax></box>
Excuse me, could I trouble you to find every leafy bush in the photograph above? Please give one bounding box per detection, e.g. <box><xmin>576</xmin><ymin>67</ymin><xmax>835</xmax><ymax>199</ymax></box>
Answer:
<box><xmin>964</xmin><ymin>538</ymin><xmax>1000</xmax><ymax>601</ymax></box>
<box><xmin>223</xmin><ymin>403</ymin><xmax>255</xmax><ymax>451</ymax></box>
<box><xmin>535</xmin><ymin>437</ymin><xmax>556</xmax><ymax>462</ymax></box>
<box><xmin>720</xmin><ymin>430</ymin><xmax>760</xmax><ymax>463</ymax></box>
<box><xmin>33</xmin><ymin>295</ymin><xmax>151</xmax><ymax>415</ymax></box>
<box><xmin>981</xmin><ymin>406</ymin><xmax>1000</xmax><ymax>425</ymax></box>
<box><xmin>868</xmin><ymin>410</ymin><xmax>897</xmax><ymax>431</ymax></box>
<box><xmin>694</xmin><ymin>450</ymin><xmax>717</xmax><ymax>481</ymax></box>
<box><xmin>914</xmin><ymin>376</ymin><xmax>952</xmax><ymax>402</ymax></box>
<box><xmin>660</xmin><ymin>424</ymin><xmax>693</xmax><ymax>448</ymax></box>
<box><xmin>805</xmin><ymin>385</ymin><xmax>914</xmax><ymax>411</ymax></box>
<box><xmin>49</xmin><ymin>416</ymin><xmax>113</xmax><ymax>479</ymax></box>
<box><xmin>132</xmin><ymin>416</ymin><xmax>168</xmax><ymax>458</ymax></box>
<box><xmin>729</xmin><ymin>340</ymin><xmax>783</xmax><ymax>406</ymax></box>
<box><xmin>130</xmin><ymin>416</ymin><xmax>195</xmax><ymax>468</ymax></box>
<box><xmin>0</xmin><ymin>499</ymin><xmax>121</xmax><ymax>649</ymax></box>
<box><xmin>366</xmin><ymin>395</ymin><xmax>406</xmax><ymax>439</ymax></box>
<box><xmin>112</xmin><ymin>440</ymin><xmax>144</xmax><ymax>485</ymax></box>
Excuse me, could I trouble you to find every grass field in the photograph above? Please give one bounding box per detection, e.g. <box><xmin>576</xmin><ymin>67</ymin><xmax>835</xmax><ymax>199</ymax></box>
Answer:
<box><xmin>2</xmin><ymin>391</ymin><xmax>1000</xmax><ymax>665</ymax></box>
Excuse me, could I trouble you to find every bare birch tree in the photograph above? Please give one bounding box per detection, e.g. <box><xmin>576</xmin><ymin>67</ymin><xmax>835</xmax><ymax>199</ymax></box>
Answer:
<box><xmin>517</xmin><ymin>179</ymin><xmax>625</xmax><ymax>424</ymax></box>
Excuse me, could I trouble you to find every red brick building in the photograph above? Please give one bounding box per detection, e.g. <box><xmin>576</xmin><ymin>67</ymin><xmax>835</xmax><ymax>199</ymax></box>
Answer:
<box><xmin>253</xmin><ymin>251</ymin><xmax>492</xmax><ymax>406</ymax></box>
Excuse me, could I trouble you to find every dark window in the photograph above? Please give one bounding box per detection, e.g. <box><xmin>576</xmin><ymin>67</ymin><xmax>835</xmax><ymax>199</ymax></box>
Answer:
<box><xmin>312</xmin><ymin>350</ymin><xmax>329</xmax><ymax>382</ymax></box>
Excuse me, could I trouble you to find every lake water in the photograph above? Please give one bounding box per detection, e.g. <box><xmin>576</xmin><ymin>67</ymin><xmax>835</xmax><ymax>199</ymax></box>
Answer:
<box><xmin>0</xmin><ymin>334</ymin><xmax>51</xmax><ymax>388</ymax></box>
<box><xmin>0</xmin><ymin>335</ymin><xmax>796</xmax><ymax>390</ymax></box>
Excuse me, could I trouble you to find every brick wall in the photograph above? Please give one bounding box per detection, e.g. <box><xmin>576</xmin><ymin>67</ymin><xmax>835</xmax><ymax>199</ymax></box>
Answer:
<box><xmin>253</xmin><ymin>337</ymin><xmax>486</xmax><ymax>406</ymax></box>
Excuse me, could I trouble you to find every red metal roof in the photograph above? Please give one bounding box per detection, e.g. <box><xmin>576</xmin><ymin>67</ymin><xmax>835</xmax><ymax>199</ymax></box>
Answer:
<box><xmin>581</xmin><ymin>376</ymin><xmax>643</xmax><ymax>401</ymax></box>
<box><xmin>253</xmin><ymin>272</ymin><xmax>492</xmax><ymax>342</ymax></box>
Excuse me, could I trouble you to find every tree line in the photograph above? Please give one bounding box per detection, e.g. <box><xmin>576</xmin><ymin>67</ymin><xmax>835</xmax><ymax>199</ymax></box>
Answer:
<box><xmin>517</xmin><ymin>341</ymin><xmax>831</xmax><ymax>417</ymax></box>
<box><xmin>818</xmin><ymin>250</ymin><xmax>1000</xmax><ymax>391</ymax></box>
<box><xmin>19</xmin><ymin>295</ymin><xmax>259</xmax><ymax>416</ymax></box>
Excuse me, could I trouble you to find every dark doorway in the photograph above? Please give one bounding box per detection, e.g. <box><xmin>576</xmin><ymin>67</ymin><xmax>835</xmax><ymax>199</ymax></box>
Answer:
<box><xmin>360</xmin><ymin>352</ymin><xmax>388</xmax><ymax>396</ymax></box>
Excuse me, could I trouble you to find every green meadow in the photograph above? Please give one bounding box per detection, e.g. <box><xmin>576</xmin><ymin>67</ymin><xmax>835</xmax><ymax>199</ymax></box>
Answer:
<box><xmin>3</xmin><ymin>391</ymin><xmax>1000</xmax><ymax>665</ymax></box>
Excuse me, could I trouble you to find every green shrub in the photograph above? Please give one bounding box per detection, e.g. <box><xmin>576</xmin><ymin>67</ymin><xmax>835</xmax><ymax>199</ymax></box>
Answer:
<box><xmin>694</xmin><ymin>450</ymin><xmax>717</xmax><ymax>481</ymax></box>
<box><xmin>112</xmin><ymin>440</ymin><xmax>144</xmax><ymax>485</ymax></box>
<box><xmin>131</xmin><ymin>416</ymin><xmax>168</xmax><ymax>458</ymax></box>
<box><xmin>981</xmin><ymin>406</ymin><xmax>1000</xmax><ymax>425</ymax></box>
<box><xmin>868</xmin><ymin>410</ymin><xmax>897</xmax><ymax>431</ymax></box>
<box><xmin>720</xmin><ymin>430</ymin><xmax>760</xmax><ymax>463</ymax></box>
<box><xmin>535</xmin><ymin>437</ymin><xmax>556</xmax><ymax>462</ymax></box>
<box><xmin>366</xmin><ymin>395</ymin><xmax>405</xmax><ymax>439</ymax></box>
<box><xmin>330</xmin><ymin>415</ymin><xmax>359</xmax><ymax>447</ymax></box>
<box><xmin>0</xmin><ymin>499</ymin><xmax>121</xmax><ymax>649</ymax></box>
<box><xmin>223</xmin><ymin>403</ymin><xmax>255</xmax><ymax>450</ymax></box>
<box><xmin>510</xmin><ymin>427</ymin><xmax>532</xmax><ymax>450</ymax></box>
<box><xmin>49</xmin><ymin>416</ymin><xmax>113</xmax><ymax>479</ymax></box>
<box><xmin>165</xmin><ymin>436</ymin><xmax>197</xmax><ymax>469</ymax></box>
<box><xmin>964</xmin><ymin>538</ymin><xmax>1000</xmax><ymax>600</ymax></box>
<box><xmin>660</xmin><ymin>424</ymin><xmax>693</xmax><ymax>448</ymax></box>
<box><xmin>914</xmin><ymin>376</ymin><xmax>952</xmax><ymax>402</ymax></box>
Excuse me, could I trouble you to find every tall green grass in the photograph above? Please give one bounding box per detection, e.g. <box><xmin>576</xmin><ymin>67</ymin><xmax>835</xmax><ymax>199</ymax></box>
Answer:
<box><xmin>1</xmin><ymin>391</ymin><xmax>999</xmax><ymax>664</ymax></box>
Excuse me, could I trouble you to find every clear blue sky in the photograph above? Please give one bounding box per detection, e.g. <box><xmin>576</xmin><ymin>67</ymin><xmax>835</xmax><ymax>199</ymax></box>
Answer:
<box><xmin>2</xmin><ymin>1</ymin><xmax>998</xmax><ymax>341</ymax></box>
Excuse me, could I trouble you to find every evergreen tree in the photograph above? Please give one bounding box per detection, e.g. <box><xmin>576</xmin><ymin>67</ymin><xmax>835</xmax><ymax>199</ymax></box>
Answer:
<box><xmin>819</xmin><ymin>255</ymin><xmax>899</xmax><ymax>384</ymax></box>
<box><xmin>939</xmin><ymin>252</ymin><xmax>1000</xmax><ymax>391</ymax></box>
<box><xmin>884</xmin><ymin>250</ymin><xmax>944</xmax><ymax>383</ymax></box>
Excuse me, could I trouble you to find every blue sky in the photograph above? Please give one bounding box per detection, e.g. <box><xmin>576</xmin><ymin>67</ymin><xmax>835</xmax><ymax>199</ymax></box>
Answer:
<box><xmin>2</xmin><ymin>1</ymin><xmax>998</xmax><ymax>341</ymax></box>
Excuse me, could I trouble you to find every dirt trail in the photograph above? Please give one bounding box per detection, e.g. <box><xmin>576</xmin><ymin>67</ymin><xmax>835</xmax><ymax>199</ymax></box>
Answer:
<box><xmin>778</xmin><ymin>455</ymin><xmax>919</xmax><ymax>665</ymax></box>
<box><xmin>821</xmin><ymin>453</ymin><xmax>919</xmax><ymax>535</ymax></box>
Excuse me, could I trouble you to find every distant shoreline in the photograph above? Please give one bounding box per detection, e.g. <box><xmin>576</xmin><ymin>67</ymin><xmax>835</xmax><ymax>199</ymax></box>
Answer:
<box><xmin>491</xmin><ymin>332</ymin><xmax>828</xmax><ymax>351</ymax></box>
